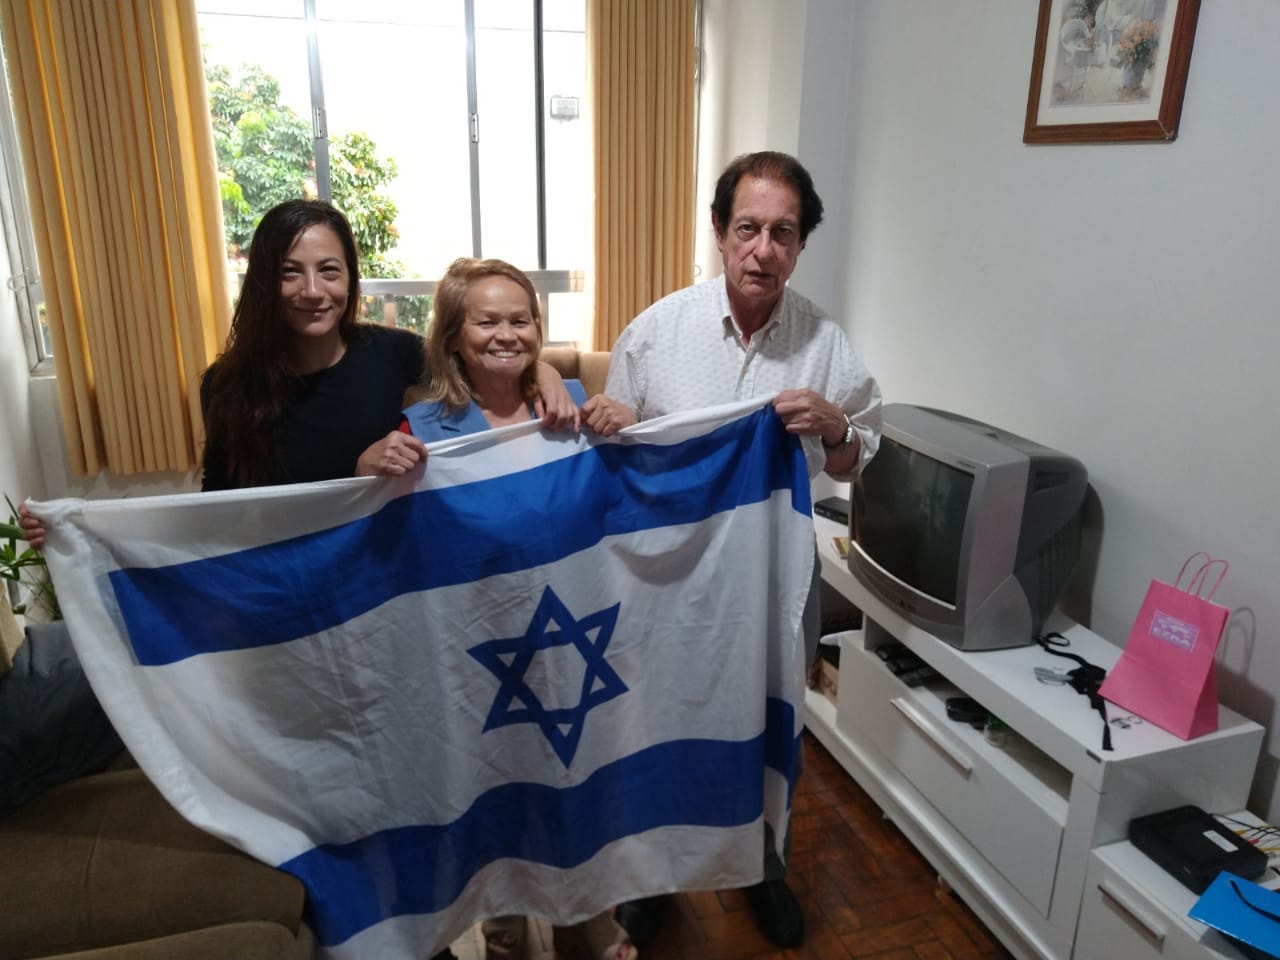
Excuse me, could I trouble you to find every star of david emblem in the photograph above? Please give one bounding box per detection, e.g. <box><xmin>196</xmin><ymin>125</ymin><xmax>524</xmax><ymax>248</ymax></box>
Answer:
<box><xmin>467</xmin><ymin>586</ymin><xmax>627</xmax><ymax>767</ymax></box>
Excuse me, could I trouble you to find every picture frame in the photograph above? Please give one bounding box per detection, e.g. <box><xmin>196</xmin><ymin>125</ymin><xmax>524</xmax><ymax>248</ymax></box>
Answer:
<box><xmin>1023</xmin><ymin>0</ymin><xmax>1202</xmax><ymax>144</ymax></box>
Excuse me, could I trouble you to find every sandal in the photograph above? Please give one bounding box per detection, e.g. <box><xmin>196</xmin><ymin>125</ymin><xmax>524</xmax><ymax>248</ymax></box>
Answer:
<box><xmin>481</xmin><ymin>915</ymin><xmax>528</xmax><ymax>960</ymax></box>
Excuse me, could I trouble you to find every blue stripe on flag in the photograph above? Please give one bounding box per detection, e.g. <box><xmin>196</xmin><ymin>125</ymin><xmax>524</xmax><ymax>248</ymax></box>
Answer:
<box><xmin>285</xmin><ymin>696</ymin><xmax>799</xmax><ymax>947</ymax></box>
<box><xmin>111</xmin><ymin>405</ymin><xmax>809</xmax><ymax>665</ymax></box>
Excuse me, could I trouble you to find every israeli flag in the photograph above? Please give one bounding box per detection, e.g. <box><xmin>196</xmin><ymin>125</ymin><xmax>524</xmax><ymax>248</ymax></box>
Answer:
<box><xmin>36</xmin><ymin>398</ymin><xmax>814</xmax><ymax>959</ymax></box>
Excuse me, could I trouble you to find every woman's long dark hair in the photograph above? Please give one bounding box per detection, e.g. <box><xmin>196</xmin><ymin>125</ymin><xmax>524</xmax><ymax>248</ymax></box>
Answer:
<box><xmin>202</xmin><ymin>200</ymin><xmax>362</xmax><ymax>488</ymax></box>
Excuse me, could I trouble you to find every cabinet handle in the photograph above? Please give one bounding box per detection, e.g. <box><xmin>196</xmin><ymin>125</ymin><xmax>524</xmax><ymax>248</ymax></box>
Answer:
<box><xmin>889</xmin><ymin>698</ymin><xmax>973</xmax><ymax>779</ymax></box>
<box><xmin>1098</xmin><ymin>881</ymin><xmax>1166</xmax><ymax>949</ymax></box>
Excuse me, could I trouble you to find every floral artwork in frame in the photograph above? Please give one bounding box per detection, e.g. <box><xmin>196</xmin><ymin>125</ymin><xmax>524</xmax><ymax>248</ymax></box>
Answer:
<box><xmin>1024</xmin><ymin>0</ymin><xmax>1201</xmax><ymax>143</ymax></box>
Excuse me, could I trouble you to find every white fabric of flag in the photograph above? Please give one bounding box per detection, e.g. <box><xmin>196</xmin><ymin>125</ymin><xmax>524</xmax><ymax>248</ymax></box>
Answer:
<box><xmin>35</xmin><ymin>398</ymin><xmax>815</xmax><ymax>959</ymax></box>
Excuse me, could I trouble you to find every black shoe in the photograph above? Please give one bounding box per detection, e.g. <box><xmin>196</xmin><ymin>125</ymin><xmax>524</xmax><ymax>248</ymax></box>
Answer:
<box><xmin>614</xmin><ymin>894</ymin><xmax>667</xmax><ymax>949</ymax></box>
<box><xmin>429</xmin><ymin>950</ymin><xmax>457</xmax><ymax>960</ymax></box>
<box><xmin>743</xmin><ymin>878</ymin><xmax>804</xmax><ymax>947</ymax></box>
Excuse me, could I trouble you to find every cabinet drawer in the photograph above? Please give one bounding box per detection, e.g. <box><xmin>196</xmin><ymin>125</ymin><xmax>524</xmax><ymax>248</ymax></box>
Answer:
<box><xmin>1075</xmin><ymin>848</ymin><xmax>1247</xmax><ymax>960</ymax></box>
<box><xmin>836</xmin><ymin>645</ymin><xmax>1064</xmax><ymax>915</ymax></box>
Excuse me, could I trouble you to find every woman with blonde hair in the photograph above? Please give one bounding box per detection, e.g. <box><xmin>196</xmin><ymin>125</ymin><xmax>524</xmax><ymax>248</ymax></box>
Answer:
<box><xmin>400</xmin><ymin>257</ymin><xmax>633</xmax><ymax>960</ymax></box>
<box><xmin>401</xmin><ymin>258</ymin><xmax>586</xmax><ymax>438</ymax></box>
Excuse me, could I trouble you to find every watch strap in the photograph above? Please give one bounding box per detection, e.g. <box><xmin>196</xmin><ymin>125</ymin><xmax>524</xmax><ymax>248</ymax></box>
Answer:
<box><xmin>824</xmin><ymin>414</ymin><xmax>856</xmax><ymax>450</ymax></box>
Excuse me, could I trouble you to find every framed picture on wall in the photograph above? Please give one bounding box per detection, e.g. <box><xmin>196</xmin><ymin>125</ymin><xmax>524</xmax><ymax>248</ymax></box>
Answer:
<box><xmin>1023</xmin><ymin>0</ymin><xmax>1202</xmax><ymax>144</ymax></box>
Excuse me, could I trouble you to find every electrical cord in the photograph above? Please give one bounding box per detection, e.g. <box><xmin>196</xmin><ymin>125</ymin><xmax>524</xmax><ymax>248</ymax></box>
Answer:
<box><xmin>1215</xmin><ymin>813</ymin><xmax>1280</xmax><ymax>855</ymax></box>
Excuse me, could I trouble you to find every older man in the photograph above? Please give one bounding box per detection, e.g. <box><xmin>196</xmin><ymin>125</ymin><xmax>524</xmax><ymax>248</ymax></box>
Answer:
<box><xmin>583</xmin><ymin>151</ymin><xmax>881</xmax><ymax>949</ymax></box>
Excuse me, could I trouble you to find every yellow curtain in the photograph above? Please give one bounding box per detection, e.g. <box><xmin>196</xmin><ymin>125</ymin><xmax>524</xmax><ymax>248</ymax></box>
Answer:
<box><xmin>0</xmin><ymin>0</ymin><xmax>229</xmax><ymax>476</ymax></box>
<box><xmin>588</xmin><ymin>0</ymin><xmax>695</xmax><ymax>351</ymax></box>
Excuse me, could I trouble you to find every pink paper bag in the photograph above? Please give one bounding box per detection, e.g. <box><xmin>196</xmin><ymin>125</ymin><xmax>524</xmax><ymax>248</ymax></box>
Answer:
<box><xmin>1098</xmin><ymin>553</ymin><xmax>1229</xmax><ymax>740</ymax></box>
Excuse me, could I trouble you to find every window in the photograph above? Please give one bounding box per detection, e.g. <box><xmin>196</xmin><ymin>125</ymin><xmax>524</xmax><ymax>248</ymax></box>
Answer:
<box><xmin>196</xmin><ymin>0</ymin><xmax>589</xmax><ymax>342</ymax></box>
<box><xmin>0</xmin><ymin>53</ymin><xmax>48</xmax><ymax>368</ymax></box>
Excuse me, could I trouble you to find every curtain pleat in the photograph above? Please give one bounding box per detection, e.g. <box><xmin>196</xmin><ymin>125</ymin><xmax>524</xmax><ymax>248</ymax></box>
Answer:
<box><xmin>588</xmin><ymin>0</ymin><xmax>695</xmax><ymax>351</ymax></box>
<box><xmin>0</xmin><ymin>0</ymin><xmax>230</xmax><ymax>476</ymax></box>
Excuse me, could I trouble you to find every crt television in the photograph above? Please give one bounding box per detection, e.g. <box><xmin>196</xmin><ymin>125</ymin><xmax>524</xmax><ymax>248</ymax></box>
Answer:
<box><xmin>848</xmin><ymin>403</ymin><xmax>1088</xmax><ymax>651</ymax></box>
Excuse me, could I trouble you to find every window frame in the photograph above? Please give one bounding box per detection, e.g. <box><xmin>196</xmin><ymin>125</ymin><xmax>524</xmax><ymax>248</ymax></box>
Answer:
<box><xmin>0</xmin><ymin>52</ymin><xmax>50</xmax><ymax>373</ymax></box>
<box><xmin>360</xmin><ymin>268</ymin><xmax>582</xmax><ymax>322</ymax></box>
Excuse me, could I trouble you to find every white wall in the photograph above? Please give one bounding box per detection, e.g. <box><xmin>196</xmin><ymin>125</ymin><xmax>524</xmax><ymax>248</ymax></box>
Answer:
<box><xmin>693</xmin><ymin>0</ymin><xmax>808</xmax><ymax>281</ymax></box>
<box><xmin>0</xmin><ymin>221</ymin><xmax>41</xmax><ymax>509</ymax></box>
<box><xmin>802</xmin><ymin>1</ymin><xmax>1280</xmax><ymax>819</ymax></box>
<box><xmin>0</xmin><ymin>319</ymin><xmax>36</xmax><ymax>511</ymax></box>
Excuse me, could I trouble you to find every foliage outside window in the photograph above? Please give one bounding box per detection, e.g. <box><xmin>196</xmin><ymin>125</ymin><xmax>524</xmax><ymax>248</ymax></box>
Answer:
<box><xmin>206</xmin><ymin>59</ymin><xmax>431</xmax><ymax>333</ymax></box>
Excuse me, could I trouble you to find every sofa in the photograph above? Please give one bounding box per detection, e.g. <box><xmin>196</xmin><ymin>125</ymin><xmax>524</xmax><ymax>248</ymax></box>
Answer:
<box><xmin>0</xmin><ymin>348</ymin><xmax>611</xmax><ymax>960</ymax></box>
<box><xmin>540</xmin><ymin>346</ymin><xmax>611</xmax><ymax>398</ymax></box>
<box><xmin>0</xmin><ymin>766</ymin><xmax>310</xmax><ymax>959</ymax></box>
<box><xmin>0</xmin><ymin>622</ymin><xmax>310</xmax><ymax>960</ymax></box>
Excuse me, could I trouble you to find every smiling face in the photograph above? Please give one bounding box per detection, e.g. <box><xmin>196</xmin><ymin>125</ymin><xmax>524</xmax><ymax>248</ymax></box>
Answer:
<box><xmin>279</xmin><ymin>224</ymin><xmax>350</xmax><ymax>349</ymax></box>
<box><xmin>715</xmin><ymin>176</ymin><xmax>804</xmax><ymax>326</ymax></box>
<box><xmin>455</xmin><ymin>274</ymin><xmax>541</xmax><ymax>385</ymax></box>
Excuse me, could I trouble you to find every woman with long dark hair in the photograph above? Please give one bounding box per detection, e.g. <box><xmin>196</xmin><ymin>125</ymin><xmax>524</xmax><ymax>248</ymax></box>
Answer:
<box><xmin>201</xmin><ymin>199</ymin><xmax>424</xmax><ymax>489</ymax></box>
<box><xmin>201</xmin><ymin>199</ymin><xmax>576</xmax><ymax>491</ymax></box>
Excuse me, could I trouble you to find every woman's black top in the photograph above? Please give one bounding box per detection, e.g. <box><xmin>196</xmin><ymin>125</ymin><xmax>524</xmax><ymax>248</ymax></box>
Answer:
<box><xmin>200</xmin><ymin>325</ymin><xmax>424</xmax><ymax>491</ymax></box>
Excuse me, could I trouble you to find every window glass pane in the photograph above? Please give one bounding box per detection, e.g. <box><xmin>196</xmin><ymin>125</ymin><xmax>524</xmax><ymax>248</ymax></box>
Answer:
<box><xmin>543</xmin><ymin>0</ymin><xmax>587</xmax><ymax>272</ymax></box>
<box><xmin>36</xmin><ymin>299</ymin><xmax>49</xmax><ymax>356</ymax></box>
<box><xmin>315</xmin><ymin>1</ymin><xmax>472</xmax><ymax>282</ymax></box>
<box><xmin>197</xmin><ymin>1</ymin><xmax>312</xmax><ymax>266</ymax></box>
<box><xmin>0</xmin><ymin>61</ymin><xmax>48</xmax><ymax>363</ymax></box>
<box><xmin>474</xmin><ymin>0</ymin><xmax>536</xmax><ymax>267</ymax></box>
<box><xmin>543</xmin><ymin>0</ymin><xmax>585</xmax><ymax>32</ymax></box>
<box><xmin>359</xmin><ymin>291</ymin><xmax>434</xmax><ymax>337</ymax></box>
<box><xmin>547</xmin><ymin>290</ymin><xmax>586</xmax><ymax>346</ymax></box>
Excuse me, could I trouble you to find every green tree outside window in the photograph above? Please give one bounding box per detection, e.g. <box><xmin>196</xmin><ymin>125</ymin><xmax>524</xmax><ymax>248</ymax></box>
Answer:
<box><xmin>206</xmin><ymin>58</ymin><xmax>430</xmax><ymax>333</ymax></box>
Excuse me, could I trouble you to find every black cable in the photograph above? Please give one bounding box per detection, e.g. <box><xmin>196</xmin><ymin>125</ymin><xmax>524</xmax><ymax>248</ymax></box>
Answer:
<box><xmin>1035</xmin><ymin>632</ymin><xmax>1113</xmax><ymax>751</ymax></box>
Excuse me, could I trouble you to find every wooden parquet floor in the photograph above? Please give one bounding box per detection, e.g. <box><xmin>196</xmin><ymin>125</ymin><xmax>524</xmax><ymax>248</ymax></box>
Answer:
<box><xmin>452</xmin><ymin>731</ymin><xmax>1014</xmax><ymax>960</ymax></box>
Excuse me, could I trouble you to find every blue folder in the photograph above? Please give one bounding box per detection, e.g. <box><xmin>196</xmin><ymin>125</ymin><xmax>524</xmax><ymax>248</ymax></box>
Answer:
<box><xmin>1189</xmin><ymin>871</ymin><xmax>1280</xmax><ymax>959</ymax></box>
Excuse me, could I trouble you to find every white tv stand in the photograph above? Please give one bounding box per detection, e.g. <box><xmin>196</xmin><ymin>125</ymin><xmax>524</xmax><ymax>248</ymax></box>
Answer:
<box><xmin>808</xmin><ymin>516</ymin><xmax>1265</xmax><ymax>960</ymax></box>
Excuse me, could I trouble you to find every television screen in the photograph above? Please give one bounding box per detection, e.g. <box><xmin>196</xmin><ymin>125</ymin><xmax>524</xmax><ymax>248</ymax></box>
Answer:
<box><xmin>853</xmin><ymin>440</ymin><xmax>973</xmax><ymax>607</ymax></box>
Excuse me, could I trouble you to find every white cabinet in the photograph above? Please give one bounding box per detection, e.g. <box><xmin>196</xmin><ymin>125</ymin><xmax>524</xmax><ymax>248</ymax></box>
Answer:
<box><xmin>807</xmin><ymin>517</ymin><xmax>1265</xmax><ymax>960</ymax></box>
<box><xmin>1075</xmin><ymin>842</ymin><xmax>1254</xmax><ymax>960</ymax></box>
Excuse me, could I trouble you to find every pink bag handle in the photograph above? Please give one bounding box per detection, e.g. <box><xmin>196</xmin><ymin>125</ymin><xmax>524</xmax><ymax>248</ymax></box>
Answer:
<box><xmin>1177</xmin><ymin>552</ymin><xmax>1229</xmax><ymax>601</ymax></box>
<box><xmin>1175</xmin><ymin>552</ymin><xmax>1212</xmax><ymax>589</ymax></box>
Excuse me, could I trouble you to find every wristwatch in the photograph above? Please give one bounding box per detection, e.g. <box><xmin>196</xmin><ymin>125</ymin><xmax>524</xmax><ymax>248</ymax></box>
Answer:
<box><xmin>823</xmin><ymin>414</ymin><xmax>856</xmax><ymax>450</ymax></box>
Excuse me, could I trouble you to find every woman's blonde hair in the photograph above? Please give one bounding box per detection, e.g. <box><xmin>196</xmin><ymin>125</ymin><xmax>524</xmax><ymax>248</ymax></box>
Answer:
<box><xmin>408</xmin><ymin>258</ymin><xmax>543</xmax><ymax>410</ymax></box>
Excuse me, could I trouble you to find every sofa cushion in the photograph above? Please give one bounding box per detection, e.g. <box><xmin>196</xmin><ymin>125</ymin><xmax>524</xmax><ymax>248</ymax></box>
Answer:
<box><xmin>541</xmin><ymin>347</ymin><xmax>610</xmax><ymax>398</ymax></box>
<box><xmin>29</xmin><ymin>921</ymin><xmax>302</xmax><ymax>960</ymax></box>
<box><xmin>577</xmin><ymin>352</ymin><xmax>611</xmax><ymax>398</ymax></box>
<box><xmin>0</xmin><ymin>768</ymin><xmax>305</xmax><ymax>960</ymax></box>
